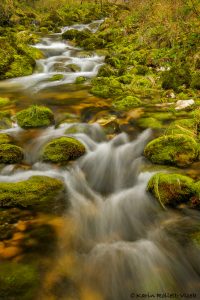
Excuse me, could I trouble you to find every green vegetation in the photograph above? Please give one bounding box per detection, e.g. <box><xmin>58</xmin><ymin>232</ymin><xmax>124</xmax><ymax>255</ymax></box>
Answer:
<box><xmin>0</xmin><ymin>111</ymin><xmax>13</xmax><ymax>129</ymax></box>
<box><xmin>148</xmin><ymin>172</ymin><xmax>200</xmax><ymax>209</ymax></box>
<box><xmin>0</xmin><ymin>144</ymin><xmax>24</xmax><ymax>164</ymax></box>
<box><xmin>0</xmin><ymin>133</ymin><xmax>13</xmax><ymax>145</ymax></box>
<box><xmin>16</xmin><ymin>105</ymin><xmax>54</xmax><ymax>128</ymax></box>
<box><xmin>0</xmin><ymin>262</ymin><xmax>39</xmax><ymax>300</ymax></box>
<box><xmin>147</xmin><ymin>173</ymin><xmax>194</xmax><ymax>208</ymax></box>
<box><xmin>42</xmin><ymin>136</ymin><xmax>86</xmax><ymax>163</ymax></box>
<box><xmin>0</xmin><ymin>97</ymin><xmax>11</xmax><ymax>107</ymax></box>
<box><xmin>0</xmin><ymin>176</ymin><xmax>64</xmax><ymax>209</ymax></box>
<box><xmin>144</xmin><ymin>134</ymin><xmax>198</xmax><ymax>167</ymax></box>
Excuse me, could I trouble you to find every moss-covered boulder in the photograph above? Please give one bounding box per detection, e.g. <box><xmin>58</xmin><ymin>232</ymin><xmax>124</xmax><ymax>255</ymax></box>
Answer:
<box><xmin>16</xmin><ymin>105</ymin><xmax>54</xmax><ymax>129</ymax></box>
<box><xmin>0</xmin><ymin>262</ymin><xmax>39</xmax><ymax>300</ymax></box>
<box><xmin>113</xmin><ymin>96</ymin><xmax>142</xmax><ymax>111</ymax></box>
<box><xmin>75</xmin><ymin>76</ymin><xmax>86</xmax><ymax>84</ymax></box>
<box><xmin>0</xmin><ymin>144</ymin><xmax>24</xmax><ymax>164</ymax></box>
<box><xmin>147</xmin><ymin>173</ymin><xmax>194</xmax><ymax>208</ymax></box>
<box><xmin>0</xmin><ymin>176</ymin><xmax>64</xmax><ymax>209</ymax></box>
<box><xmin>5</xmin><ymin>54</ymin><xmax>35</xmax><ymax>79</ymax></box>
<box><xmin>62</xmin><ymin>28</ymin><xmax>90</xmax><ymax>41</ymax></box>
<box><xmin>144</xmin><ymin>134</ymin><xmax>198</xmax><ymax>167</ymax></box>
<box><xmin>138</xmin><ymin>117</ymin><xmax>162</xmax><ymax>129</ymax></box>
<box><xmin>0</xmin><ymin>97</ymin><xmax>10</xmax><ymax>107</ymax></box>
<box><xmin>42</xmin><ymin>137</ymin><xmax>85</xmax><ymax>164</ymax></box>
<box><xmin>0</xmin><ymin>133</ymin><xmax>13</xmax><ymax>145</ymax></box>
<box><xmin>166</xmin><ymin>119</ymin><xmax>197</xmax><ymax>138</ymax></box>
<box><xmin>48</xmin><ymin>74</ymin><xmax>64</xmax><ymax>81</ymax></box>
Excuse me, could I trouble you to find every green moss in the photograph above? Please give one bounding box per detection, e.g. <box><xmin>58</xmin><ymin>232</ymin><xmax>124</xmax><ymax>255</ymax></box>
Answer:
<box><xmin>0</xmin><ymin>144</ymin><xmax>24</xmax><ymax>164</ymax></box>
<box><xmin>113</xmin><ymin>96</ymin><xmax>141</xmax><ymax>111</ymax></box>
<box><xmin>5</xmin><ymin>54</ymin><xmax>35</xmax><ymax>78</ymax></box>
<box><xmin>0</xmin><ymin>111</ymin><xmax>12</xmax><ymax>129</ymax></box>
<box><xmin>191</xmin><ymin>71</ymin><xmax>200</xmax><ymax>90</ymax></box>
<box><xmin>0</xmin><ymin>176</ymin><xmax>63</xmax><ymax>209</ymax></box>
<box><xmin>75</xmin><ymin>76</ymin><xmax>86</xmax><ymax>84</ymax></box>
<box><xmin>91</xmin><ymin>77</ymin><xmax>123</xmax><ymax>98</ymax></box>
<box><xmin>66</xmin><ymin>64</ymin><xmax>81</xmax><ymax>72</ymax></box>
<box><xmin>144</xmin><ymin>134</ymin><xmax>198</xmax><ymax>167</ymax></box>
<box><xmin>42</xmin><ymin>137</ymin><xmax>85</xmax><ymax>164</ymax></box>
<box><xmin>48</xmin><ymin>74</ymin><xmax>64</xmax><ymax>82</ymax></box>
<box><xmin>118</xmin><ymin>75</ymin><xmax>132</xmax><ymax>84</ymax></box>
<box><xmin>0</xmin><ymin>133</ymin><xmax>13</xmax><ymax>145</ymax></box>
<box><xmin>0</xmin><ymin>262</ymin><xmax>39</xmax><ymax>300</ymax></box>
<box><xmin>0</xmin><ymin>97</ymin><xmax>10</xmax><ymax>107</ymax></box>
<box><xmin>147</xmin><ymin>173</ymin><xmax>194</xmax><ymax>208</ymax></box>
<box><xmin>138</xmin><ymin>117</ymin><xmax>162</xmax><ymax>129</ymax></box>
<box><xmin>16</xmin><ymin>105</ymin><xmax>54</xmax><ymax>129</ymax></box>
<box><xmin>80</xmin><ymin>36</ymin><xmax>106</xmax><ymax>50</ymax></box>
<box><xmin>62</xmin><ymin>28</ymin><xmax>90</xmax><ymax>41</ymax></box>
<box><xmin>166</xmin><ymin>119</ymin><xmax>197</xmax><ymax>138</ymax></box>
<box><xmin>161</xmin><ymin>65</ymin><xmax>191</xmax><ymax>92</ymax></box>
<box><xmin>190</xmin><ymin>181</ymin><xmax>200</xmax><ymax>209</ymax></box>
<box><xmin>136</xmin><ymin>65</ymin><xmax>149</xmax><ymax>75</ymax></box>
<box><xmin>98</xmin><ymin>65</ymin><xmax>118</xmax><ymax>77</ymax></box>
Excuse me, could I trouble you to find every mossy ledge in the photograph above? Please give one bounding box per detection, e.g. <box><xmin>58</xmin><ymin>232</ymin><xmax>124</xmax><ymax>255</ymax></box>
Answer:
<box><xmin>42</xmin><ymin>136</ymin><xmax>86</xmax><ymax>164</ymax></box>
<box><xmin>144</xmin><ymin>134</ymin><xmax>199</xmax><ymax>167</ymax></box>
<box><xmin>16</xmin><ymin>105</ymin><xmax>54</xmax><ymax>129</ymax></box>
<box><xmin>0</xmin><ymin>144</ymin><xmax>24</xmax><ymax>164</ymax></box>
<box><xmin>0</xmin><ymin>175</ymin><xmax>64</xmax><ymax>210</ymax></box>
<box><xmin>0</xmin><ymin>133</ymin><xmax>14</xmax><ymax>145</ymax></box>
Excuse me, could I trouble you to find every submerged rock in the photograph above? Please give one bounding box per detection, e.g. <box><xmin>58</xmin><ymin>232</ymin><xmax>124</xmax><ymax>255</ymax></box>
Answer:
<box><xmin>42</xmin><ymin>137</ymin><xmax>85</xmax><ymax>163</ymax></box>
<box><xmin>0</xmin><ymin>144</ymin><xmax>24</xmax><ymax>164</ymax></box>
<box><xmin>16</xmin><ymin>105</ymin><xmax>54</xmax><ymax>129</ymax></box>
<box><xmin>0</xmin><ymin>176</ymin><xmax>63</xmax><ymax>209</ymax></box>
<box><xmin>147</xmin><ymin>173</ymin><xmax>194</xmax><ymax>208</ymax></box>
<box><xmin>0</xmin><ymin>261</ymin><xmax>39</xmax><ymax>300</ymax></box>
<box><xmin>144</xmin><ymin>134</ymin><xmax>198</xmax><ymax>167</ymax></box>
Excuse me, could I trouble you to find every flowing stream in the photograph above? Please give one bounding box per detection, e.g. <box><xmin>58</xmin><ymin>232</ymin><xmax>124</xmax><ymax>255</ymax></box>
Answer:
<box><xmin>0</xmin><ymin>21</ymin><xmax>200</xmax><ymax>300</ymax></box>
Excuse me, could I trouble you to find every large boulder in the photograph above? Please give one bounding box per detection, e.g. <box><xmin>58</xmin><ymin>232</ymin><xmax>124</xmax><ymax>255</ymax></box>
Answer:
<box><xmin>0</xmin><ymin>144</ymin><xmax>24</xmax><ymax>164</ymax></box>
<box><xmin>42</xmin><ymin>137</ymin><xmax>85</xmax><ymax>164</ymax></box>
<box><xmin>0</xmin><ymin>176</ymin><xmax>64</xmax><ymax>209</ymax></box>
<box><xmin>147</xmin><ymin>173</ymin><xmax>194</xmax><ymax>208</ymax></box>
<box><xmin>144</xmin><ymin>134</ymin><xmax>198</xmax><ymax>167</ymax></box>
<box><xmin>16</xmin><ymin>105</ymin><xmax>54</xmax><ymax>129</ymax></box>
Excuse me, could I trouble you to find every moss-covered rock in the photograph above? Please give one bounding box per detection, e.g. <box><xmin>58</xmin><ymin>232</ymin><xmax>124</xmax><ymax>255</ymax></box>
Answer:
<box><xmin>166</xmin><ymin>119</ymin><xmax>197</xmax><ymax>138</ymax></box>
<box><xmin>0</xmin><ymin>262</ymin><xmax>39</xmax><ymax>300</ymax></box>
<box><xmin>5</xmin><ymin>54</ymin><xmax>35</xmax><ymax>79</ymax></box>
<box><xmin>98</xmin><ymin>64</ymin><xmax>118</xmax><ymax>77</ymax></box>
<box><xmin>144</xmin><ymin>134</ymin><xmax>198</xmax><ymax>167</ymax></box>
<box><xmin>147</xmin><ymin>173</ymin><xmax>194</xmax><ymax>208</ymax></box>
<box><xmin>0</xmin><ymin>97</ymin><xmax>10</xmax><ymax>107</ymax></box>
<box><xmin>0</xmin><ymin>133</ymin><xmax>13</xmax><ymax>145</ymax></box>
<box><xmin>0</xmin><ymin>111</ymin><xmax>12</xmax><ymax>129</ymax></box>
<box><xmin>75</xmin><ymin>76</ymin><xmax>86</xmax><ymax>84</ymax></box>
<box><xmin>190</xmin><ymin>181</ymin><xmax>200</xmax><ymax>209</ymax></box>
<box><xmin>191</xmin><ymin>71</ymin><xmax>200</xmax><ymax>90</ymax></box>
<box><xmin>0</xmin><ymin>176</ymin><xmax>63</xmax><ymax>209</ymax></box>
<box><xmin>91</xmin><ymin>77</ymin><xmax>123</xmax><ymax>98</ymax></box>
<box><xmin>137</xmin><ymin>117</ymin><xmax>162</xmax><ymax>129</ymax></box>
<box><xmin>161</xmin><ymin>65</ymin><xmax>191</xmax><ymax>92</ymax></box>
<box><xmin>42</xmin><ymin>137</ymin><xmax>85</xmax><ymax>164</ymax></box>
<box><xmin>66</xmin><ymin>63</ymin><xmax>81</xmax><ymax>72</ymax></box>
<box><xmin>48</xmin><ymin>74</ymin><xmax>64</xmax><ymax>81</ymax></box>
<box><xmin>0</xmin><ymin>144</ymin><xmax>24</xmax><ymax>164</ymax></box>
<box><xmin>16</xmin><ymin>105</ymin><xmax>54</xmax><ymax>129</ymax></box>
<box><xmin>62</xmin><ymin>28</ymin><xmax>90</xmax><ymax>41</ymax></box>
<box><xmin>113</xmin><ymin>96</ymin><xmax>141</xmax><ymax>111</ymax></box>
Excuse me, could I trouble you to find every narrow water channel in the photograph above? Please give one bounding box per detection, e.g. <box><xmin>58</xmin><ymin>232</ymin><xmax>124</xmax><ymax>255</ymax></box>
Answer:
<box><xmin>0</xmin><ymin>21</ymin><xmax>200</xmax><ymax>300</ymax></box>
